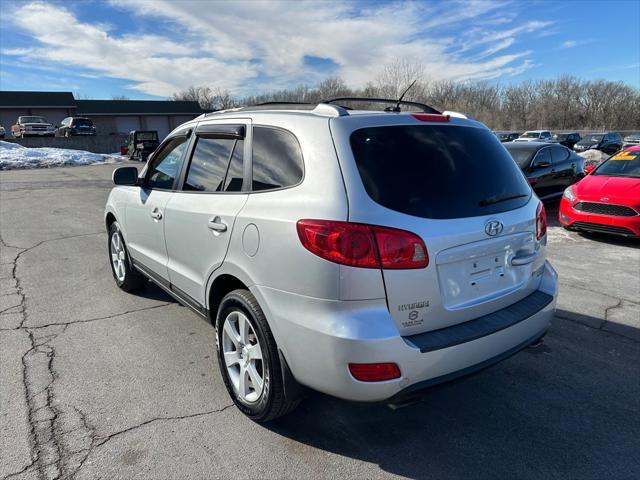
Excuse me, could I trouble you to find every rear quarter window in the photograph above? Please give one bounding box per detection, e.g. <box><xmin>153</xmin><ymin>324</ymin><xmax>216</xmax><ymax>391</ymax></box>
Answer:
<box><xmin>349</xmin><ymin>125</ymin><xmax>531</xmax><ymax>219</ymax></box>
<box><xmin>251</xmin><ymin>126</ymin><xmax>303</xmax><ymax>191</ymax></box>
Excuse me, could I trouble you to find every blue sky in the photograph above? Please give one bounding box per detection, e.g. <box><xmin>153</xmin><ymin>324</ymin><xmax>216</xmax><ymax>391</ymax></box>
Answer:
<box><xmin>0</xmin><ymin>0</ymin><xmax>638</xmax><ymax>100</ymax></box>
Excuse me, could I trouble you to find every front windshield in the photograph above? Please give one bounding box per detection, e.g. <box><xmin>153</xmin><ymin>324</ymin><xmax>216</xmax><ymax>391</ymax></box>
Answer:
<box><xmin>20</xmin><ymin>116</ymin><xmax>46</xmax><ymax>124</ymax></box>
<box><xmin>504</xmin><ymin>145</ymin><xmax>535</xmax><ymax>169</ymax></box>
<box><xmin>581</xmin><ymin>134</ymin><xmax>603</xmax><ymax>143</ymax></box>
<box><xmin>520</xmin><ymin>132</ymin><xmax>540</xmax><ymax>138</ymax></box>
<box><xmin>552</xmin><ymin>134</ymin><xmax>567</xmax><ymax>141</ymax></box>
<box><xmin>593</xmin><ymin>150</ymin><xmax>640</xmax><ymax>178</ymax></box>
<box><xmin>136</xmin><ymin>132</ymin><xmax>158</xmax><ymax>141</ymax></box>
<box><xmin>499</xmin><ymin>133</ymin><xmax>510</xmax><ymax>141</ymax></box>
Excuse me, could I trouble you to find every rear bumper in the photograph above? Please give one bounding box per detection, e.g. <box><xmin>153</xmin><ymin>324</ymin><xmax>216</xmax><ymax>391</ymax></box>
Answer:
<box><xmin>559</xmin><ymin>198</ymin><xmax>640</xmax><ymax>237</ymax></box>
<box><xmin>252</xmin><ymin>261</ymin><xmax>557</xmax><ymax>402</ymax></box>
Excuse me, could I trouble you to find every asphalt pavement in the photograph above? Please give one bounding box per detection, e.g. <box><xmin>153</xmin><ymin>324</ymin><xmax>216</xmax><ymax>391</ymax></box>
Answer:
<box><xmin>1</xmin><ymin>163</ymin><xmax>639</xmax><ymax>480</ymax></box>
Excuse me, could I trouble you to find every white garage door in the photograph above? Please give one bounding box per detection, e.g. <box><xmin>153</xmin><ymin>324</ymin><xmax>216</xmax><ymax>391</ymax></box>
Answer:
<box><xmin>115</xmin><ymin>116</ymin><xmax>140</xmax><ymax>135</ymax></box>
<box><xmin>145</xmin><ymin>116</ymin><xmax>170</xmax><ymax>140</ymax></box>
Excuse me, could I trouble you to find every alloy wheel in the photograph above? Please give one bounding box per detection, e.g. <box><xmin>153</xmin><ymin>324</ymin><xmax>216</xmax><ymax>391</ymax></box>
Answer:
<box><xmin>110</xmin><ymin>231</ymin><xmax>126</xmax><ymax>282</ymax></box>
<box><xmin>221</xmin><ymin>311</ymin><xmax>265</xmax><ymax>404</ymax></box>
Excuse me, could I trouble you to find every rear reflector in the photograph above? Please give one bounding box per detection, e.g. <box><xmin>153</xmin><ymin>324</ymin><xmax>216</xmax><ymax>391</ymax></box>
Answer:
<box><xmin>349</xmin><ymin>363</ymin><xmax>401</xmax><ymax>382</ymax></box>
<box><xmin>296</xmin><ymin>220</ymin><xmax>428</xmax><ymax>269</ymax></box>
<box><xmin>411</xmin><ymin>113</ymin><xmax>449</xmax><ymax>122</ymax></box>
<box><xmin>536</xmin><ymin>202</ymin><xmax>547</xmax><ymax>240</ymax></box>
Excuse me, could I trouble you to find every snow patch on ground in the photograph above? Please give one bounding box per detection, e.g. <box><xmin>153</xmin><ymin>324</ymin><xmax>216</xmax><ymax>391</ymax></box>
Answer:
<box><xmin>577</xmin><ymin>149</ymin><xmax>609</xmax><ymax>163</ymax></box>
<box><xmin>0</xmin><ymin>141</ymin><xmax>122</xmax><ymax>170</ymax></box>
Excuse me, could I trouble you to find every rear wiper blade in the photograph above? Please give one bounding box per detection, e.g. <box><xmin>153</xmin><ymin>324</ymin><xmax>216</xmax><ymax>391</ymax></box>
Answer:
<box><xmin>479</xmin><ymin>192</ymin><xmax>528</xmax><ymax>207</ymax></box>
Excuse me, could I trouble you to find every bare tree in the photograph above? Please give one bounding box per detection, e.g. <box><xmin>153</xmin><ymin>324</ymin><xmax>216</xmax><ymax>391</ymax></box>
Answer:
<box><xmin>170</xmin><ymin>69</ymin><xmax>640</xmax><ymax>130</ymax></box>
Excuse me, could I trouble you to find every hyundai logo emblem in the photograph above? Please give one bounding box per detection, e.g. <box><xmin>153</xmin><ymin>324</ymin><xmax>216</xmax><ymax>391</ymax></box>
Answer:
<box><xmin>485</xmin><ymin>220</ymin><xmax>503</xmax><ymax>236</ymax></box>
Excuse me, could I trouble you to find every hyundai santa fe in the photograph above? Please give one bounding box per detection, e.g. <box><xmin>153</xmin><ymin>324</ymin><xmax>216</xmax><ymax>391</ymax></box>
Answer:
<box><xmin>105</xmin><ymin>100</ymin><xmax>558</xmax><ymax>422</ymax></box>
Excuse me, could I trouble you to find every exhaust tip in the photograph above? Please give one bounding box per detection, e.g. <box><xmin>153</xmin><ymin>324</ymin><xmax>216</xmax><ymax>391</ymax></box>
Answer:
<box><xmin>387</xmin><ymin>397</ymin><xmax>421</xmax><ymax>410</ymax></box>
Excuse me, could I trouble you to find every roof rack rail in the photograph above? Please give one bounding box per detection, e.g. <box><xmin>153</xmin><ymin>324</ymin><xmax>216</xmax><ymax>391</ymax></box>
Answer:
<box><xmin>323</xmin><ymin>97</ymin><xmax>441</xmax><ymax>114</ymax></box>
<box><xmin>204</xmin><ymin>102</ymin><xmax>348</xmax><ymax>117</ymax></box>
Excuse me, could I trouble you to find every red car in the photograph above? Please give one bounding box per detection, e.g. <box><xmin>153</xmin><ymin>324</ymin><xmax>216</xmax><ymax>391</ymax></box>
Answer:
<box><xmin>559</xmin><ymin>146</ymin><xmax>640</xmax><ymax>237</ymax></box>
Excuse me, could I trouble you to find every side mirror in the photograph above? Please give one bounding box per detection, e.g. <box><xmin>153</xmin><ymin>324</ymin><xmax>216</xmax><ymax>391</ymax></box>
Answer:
<box><xmin>533</xmin><ymin>160</ymin><xmax>551</xmax><ymax>169</ymax></box>
<box><xmin>112</xmin><ymin>166</ymin><xmax>139</xmax><ymax>186</ymax></box>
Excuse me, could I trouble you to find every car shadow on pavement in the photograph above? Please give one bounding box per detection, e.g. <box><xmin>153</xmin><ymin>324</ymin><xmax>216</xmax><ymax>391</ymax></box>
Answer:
<box><xmin>135</xmin><ymin>281</ymin><xmax>177</xmax><ymax>303</ymax></box>
<box><xmin>576</xmin><ymin>231</ymin><xmax>640</xmax><ymax>249</ymax></box>
<box><xmin>265</xmin><ymin>316</ymin><xmax>640</xmax><ymax>479</ymax></box>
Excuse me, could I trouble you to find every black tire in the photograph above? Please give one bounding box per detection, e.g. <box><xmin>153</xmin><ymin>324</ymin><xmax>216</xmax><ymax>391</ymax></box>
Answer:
<box><xmin>108</xmin><ymin>221</ymin><xmax>148</xmax><ymax>292</ymax></box>
<box><xmin>216</xmin><ymin>289</ymin><xmax>300</xmax><ymax>422</ymax></box>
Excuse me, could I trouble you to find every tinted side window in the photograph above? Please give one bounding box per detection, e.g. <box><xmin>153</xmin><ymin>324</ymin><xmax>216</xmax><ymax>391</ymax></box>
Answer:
<box><xmin>534</xmin><ymin>148</ymin><xmax>551</xmax><ymax>166</ymax></box>
<box><xmin>147</xmin><ymin>137</ymin><xmax>188</xmax><ymax>189</ymax></box>
<box><xmin>252</xmin><ymin>126</ymin><xmax>303</xmax><ymax>191</ymax></box>
<box><xmin>551</xmin><ymin>146</ymin><xmax>569</xmax><ymax>164</ymax></box>
<box><xmin>224</xmin><ymin>140</ymin><xmax>244</xmax><ymax>192</ymax></box>
<box><xmin>184</xmin><ymin>137</ymin><xmax>234</xmax><ymax>192</ymax></box>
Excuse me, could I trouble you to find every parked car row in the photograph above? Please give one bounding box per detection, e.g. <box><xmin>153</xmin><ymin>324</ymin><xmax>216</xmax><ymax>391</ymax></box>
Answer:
<box><xmin>8</xmin><ymin>115</ymin><xmax>97</xmax><ymax>138</ymax></box>
<box><xmin>501</xmin><ymin>137</ymin><xmax>639</xmax><ymax>239</ymax></box>
<box><xmin>494</xmin><ymin>130</ymin><xmax>629</xmax><ymax>155</ymax></box>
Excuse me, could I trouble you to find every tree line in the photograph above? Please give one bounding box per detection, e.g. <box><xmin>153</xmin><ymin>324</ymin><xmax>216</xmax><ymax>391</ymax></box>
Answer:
<box><xmin>171</xmin><ymin>62</ymin><xmax>639</xmax><ymax>131</ymax></box>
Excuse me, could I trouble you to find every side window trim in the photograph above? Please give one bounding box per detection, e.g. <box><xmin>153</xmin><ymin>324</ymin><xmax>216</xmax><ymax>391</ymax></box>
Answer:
<box><xmin>534</xmin><ymin>147</ymin><xmax>551</xmax><ymax>165</ymax></box>
<box><xmin>144</xmin><ymin>131</ymin><xmax>192</xmax><ymax>191</ymax></box>
<box><xmin>249</xmin><ymin>124</ymin><xmax>305</xmax><ymax>193</ymax></box>
<box><xmin>180</xmin><ymin>134</ymin><xmax>234</xmax><ymax>193</ymax></box>
<box><xmin>177</xmin><ymin>122</ymin><xmax>251</xmax><ymax>194</ymax></box>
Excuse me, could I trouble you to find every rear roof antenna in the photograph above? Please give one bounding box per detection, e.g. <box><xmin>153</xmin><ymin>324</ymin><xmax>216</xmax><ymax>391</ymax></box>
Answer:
<box><xmin>386</xmin><ymin>80</ymin><xmax>417</xmax><ymax>113</ymax></box>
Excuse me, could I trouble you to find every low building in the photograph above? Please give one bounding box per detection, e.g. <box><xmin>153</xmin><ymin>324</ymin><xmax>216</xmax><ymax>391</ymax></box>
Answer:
<box><xmin>76</xmin><ymin>100</ymin><xmax>203</xmax><ymax>139</ymax></box>
<box><xmin>0</xmin><ymin>91</ymin><xmax>203</xmax><ymax>139</ymax></box>
<box><xmin>0</xmin><ymin>91</ymin><xmax>76</xmax><ymax>133</ymax></box>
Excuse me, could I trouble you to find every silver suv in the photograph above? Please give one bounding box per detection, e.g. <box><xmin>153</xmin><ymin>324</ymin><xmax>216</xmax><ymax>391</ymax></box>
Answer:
<box><xmin>105</xmin><ymin>100</ymin><xmax>558</xmax><ymax>421</ymax></box>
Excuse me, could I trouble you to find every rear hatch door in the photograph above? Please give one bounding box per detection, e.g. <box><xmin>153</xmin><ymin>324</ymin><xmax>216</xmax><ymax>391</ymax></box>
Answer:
<box><xmin>332</xmin><ymin>115</ymin><xmax>546</xmax><ymax>336</ymax></box>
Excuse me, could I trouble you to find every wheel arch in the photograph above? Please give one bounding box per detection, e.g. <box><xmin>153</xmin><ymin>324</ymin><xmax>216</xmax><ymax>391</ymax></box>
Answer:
<box><xmin>105</xmin><ymin>211</ymin><xmax>117</xmax><ymax>231</ymax></box>
<box><xmin>207</xmin><ymin>273</ymin><xmax>250</xmax><ymax>327</ymax></box>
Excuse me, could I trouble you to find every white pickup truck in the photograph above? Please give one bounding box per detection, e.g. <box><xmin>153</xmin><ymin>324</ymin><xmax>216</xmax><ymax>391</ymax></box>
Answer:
<box><xmin>11</xmin><ymin>116</ymin><xmax>56</xmax><ymax>138</ymax></box>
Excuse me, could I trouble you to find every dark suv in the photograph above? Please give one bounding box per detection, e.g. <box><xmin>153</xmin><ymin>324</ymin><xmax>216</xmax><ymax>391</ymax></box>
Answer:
<box><xmin>551</xmin><ymin>132</ymin><xmax>581</xmax><ymax>149</ymax></box>
<box><xmin>57</xmin><ymin>117</ymin><xmax>97</xmax><ymax>137</ymax></box>
<box><xmin>574</xmin><ymin>132</ymin><xmax>622</xmax><ymax>155</ymax></box>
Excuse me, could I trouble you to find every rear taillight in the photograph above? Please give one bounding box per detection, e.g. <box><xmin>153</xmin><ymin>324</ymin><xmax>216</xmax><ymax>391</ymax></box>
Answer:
<box><xmin>296</xmin><ymin>220</ymin><xmax>428</xmax><ymax>269</ymax></box>
<box><xmin>536</xmin><ymin>202</ymin><xmax>547</xmax><ymax>240</ymax></box>
<box><xmin>349</xmin><ymin>363</ymin><xmax>401</xmax><ymax>382</ymax></box>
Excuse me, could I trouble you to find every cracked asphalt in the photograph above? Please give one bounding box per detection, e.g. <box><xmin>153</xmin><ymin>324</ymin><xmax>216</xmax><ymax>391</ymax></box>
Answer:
<box><xmin>1</xmin><ymin>163</ymin><xmax>639</xmax><ymax>480</ymax></box>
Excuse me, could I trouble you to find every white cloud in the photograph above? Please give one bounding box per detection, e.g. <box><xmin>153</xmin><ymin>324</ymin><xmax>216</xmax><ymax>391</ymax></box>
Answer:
<box><xmin>3</xmin><ymin>1</ymin><xmax>544</xmax><ymax>96</ymax></box>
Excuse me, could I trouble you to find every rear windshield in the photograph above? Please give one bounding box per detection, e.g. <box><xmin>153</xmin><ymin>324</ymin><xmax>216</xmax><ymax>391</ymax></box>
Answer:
<box><xmin>136</xmin><ymin>132</ymin><xmax>158</xmax><ymax>141</ymax></box>
<box><xmin>520</xmin><ymin>132</ymin><xmax>540</xmax><ymax>138</ymax></box>
<box><xmin>350</xmin><ymin>125</ymin><xmax>531</xmax><ymax>219</ymax></box>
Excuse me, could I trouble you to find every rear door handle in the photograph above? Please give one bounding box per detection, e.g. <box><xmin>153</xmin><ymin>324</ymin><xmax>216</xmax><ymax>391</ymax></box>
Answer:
<box><xmin>150</xmin><ymin>208</ymin><xmax>163</xmax><ymax>220</ymax></box>
<box><xmin>208</xmin><ymin>216</ymin><xmax>227</xmax><ymax>232</ymax></box>
<box><xmin>511</xmin><ymin>252</ymin><xmax>537</xmax><ymax>266</ymax></box>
